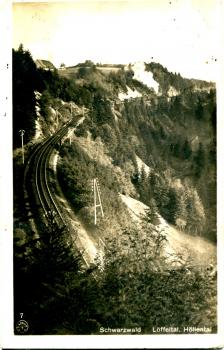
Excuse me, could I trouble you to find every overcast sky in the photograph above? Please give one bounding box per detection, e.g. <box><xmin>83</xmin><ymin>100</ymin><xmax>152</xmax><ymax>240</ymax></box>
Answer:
<box><xmin>13</xmin><ymin>0</ymin><xmax>221</xmax><ymax>82</ymax></box>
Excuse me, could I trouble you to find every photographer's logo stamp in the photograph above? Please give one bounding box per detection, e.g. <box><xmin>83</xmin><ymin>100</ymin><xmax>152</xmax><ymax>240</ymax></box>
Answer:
<box><xmin>16</xmin><ymin>313</ymin><xmax>29</xmax><ymax>334</ymax></box>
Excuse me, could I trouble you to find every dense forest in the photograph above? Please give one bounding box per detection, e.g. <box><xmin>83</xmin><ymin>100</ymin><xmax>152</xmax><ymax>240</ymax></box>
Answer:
<box><xmin>13</xmin><ymin>46</ymin><xmax>217</xmax><ymax>334</ymax></box>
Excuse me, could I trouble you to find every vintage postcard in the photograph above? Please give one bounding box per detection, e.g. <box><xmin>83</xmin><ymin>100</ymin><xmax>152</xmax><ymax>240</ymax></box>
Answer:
<box><xmin>0</xmin><ymin>0</ymin><xmax>224</xmax><ymax>348</ymax></box>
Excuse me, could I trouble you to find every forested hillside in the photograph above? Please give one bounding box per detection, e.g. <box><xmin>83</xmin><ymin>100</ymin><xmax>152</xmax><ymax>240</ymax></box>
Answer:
<box><xmin>13</xmin><ymin>48</ymin><xmax>216</xmax><ymax>241</ymax></box>
<box><xmin>13</xmin><ymin>47</ymin><xmax>217</xmax><ymax>335</ymax></box>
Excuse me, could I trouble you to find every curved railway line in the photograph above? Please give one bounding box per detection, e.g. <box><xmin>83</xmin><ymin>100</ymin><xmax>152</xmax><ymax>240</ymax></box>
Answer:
<box><xmin>24</xmin><ymin>115</ymin><xmax>98</xmax><ymax>268</ymax></box>
<box><xmin>25</xmin><ymin>117</ymin><xmax>78</xmax><ymax>230</ymax></box>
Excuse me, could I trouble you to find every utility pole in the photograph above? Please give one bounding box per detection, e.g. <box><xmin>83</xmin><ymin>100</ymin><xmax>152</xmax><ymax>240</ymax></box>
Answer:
<box><xmin>92</xmin><ymin>178</ymin><xmax>104</xmax><ymax>225</ymax></box>
<box><xmin>19</xmin><ymin>129</ymin><xmax>25</xmax><ymax>164</ymax></box>
<box><xmin>56</xmin><ymin>109</ymin><xmax>59</xmax><ymax>127</ymax></box>
<box><xmin>56</xmin><ymin>109</ymin><xmax>58</xmax><ymax>127</ymax></box>
<box><xmin>69</xmin><ymin>129</ymin><xmax>72</xmax><ymax>145</ymax></box>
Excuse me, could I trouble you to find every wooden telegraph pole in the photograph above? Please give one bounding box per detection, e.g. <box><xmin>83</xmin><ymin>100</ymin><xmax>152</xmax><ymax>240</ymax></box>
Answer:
<box><xmin>92</xmin><ymin>178</ymin><xmax>104</xmax><ymax>225</ymax></box>
<box><xmin>19</xmin><ymin>129</ymin><xmax>25</xmax><ymax>164</ymax></box>
<box><xmin>70</xmin><ymin>103</ymin><xmax>72</xmax><ymax>118</ymax></box>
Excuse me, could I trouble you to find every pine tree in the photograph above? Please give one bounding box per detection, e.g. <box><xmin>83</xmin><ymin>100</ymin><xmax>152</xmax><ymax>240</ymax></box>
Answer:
<box><xmin>185</xmin><ymin>188</ymin><xmax>205</xmax><ymax>235</ymax></box>
<box><xmin>162</xmin><ymin>187</ymin><xmax>178</xmax><ymax>224</ymax></box>
<box><xmin>174</xmin><ymin>191</ymin><xmax>187</xmax><ymax>230</ymax></box>
<box><xmin>13</xmin><ymin>46</ymin><xmax>39</xmax><ymax>147</ymax></box>
<box><xmin>149</xmin><ymin>173</ymin><xmax>169</xmax><ymax>218</ymax></box>
<box><xmin>194</xmin><ymin>142</ymin><xmax>206</xmax><ymax>177</ymax></box>
<box><xmin>139</xmin><ymin>165</ymin><xmax>150</xmax><ymax>204</ymax></box>
<box><xmin>144</xmin><ymin>199</ymin><xmax>158</xmax><ymax>225</ymax></box>
<box><xmin>192</xmin><ymin>190</ymin><xmax>206</xmax><ymax>235</ymax></box>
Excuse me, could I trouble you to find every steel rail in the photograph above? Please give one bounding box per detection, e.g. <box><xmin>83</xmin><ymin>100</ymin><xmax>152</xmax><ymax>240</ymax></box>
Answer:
<box><xmin>34</xmin><ymin>120</ymin><xmax>75</xmax><ymax>225</ymax></box>
<box><xmin>24</xmin><ymin>117</ymin><xmax>91</xmax><ymax>268</ymax></box>
<box><xmin>36</xmin><ymin>125</ymin><xmax>69</xmax><ymax>225</ymax></box>
<box><xmin>24</xmin><ymin>119</ymin><xmax>74</xmax><ymax>225</ymax></box>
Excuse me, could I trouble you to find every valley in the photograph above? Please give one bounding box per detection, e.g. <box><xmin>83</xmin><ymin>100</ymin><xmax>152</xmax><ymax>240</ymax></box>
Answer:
<box><xmin>13</xmin><ymin>47</ymin><xmax>217</xmax><ymax>335</ymax></box>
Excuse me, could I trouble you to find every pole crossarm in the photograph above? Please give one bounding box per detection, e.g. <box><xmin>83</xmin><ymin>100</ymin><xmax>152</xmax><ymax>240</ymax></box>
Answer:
<box><xmin>92</xmin><ymin>178</ymin><xmax>104</xmax><ymax>225</ymax></box>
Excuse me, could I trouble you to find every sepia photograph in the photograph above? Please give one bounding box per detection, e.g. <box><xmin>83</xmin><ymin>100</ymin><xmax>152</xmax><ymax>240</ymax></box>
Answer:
<box><xmin>1</xmin><ymin>0</ymin><xmax>224</xmax><ymax>348</ymax></box>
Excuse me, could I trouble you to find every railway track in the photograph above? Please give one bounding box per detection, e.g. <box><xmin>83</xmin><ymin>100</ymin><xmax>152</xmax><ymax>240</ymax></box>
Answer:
<box><xmin>24</xmin><ymin>115</ymin><xmax>94</xmax><ymax>268</ymax></box>
<box><xmin>25</xmin><ymin>117</ymin><xmax>78</xmax><ymax>229</ymax></box>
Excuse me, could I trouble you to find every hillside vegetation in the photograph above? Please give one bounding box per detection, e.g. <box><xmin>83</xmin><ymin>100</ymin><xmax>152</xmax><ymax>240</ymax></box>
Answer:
<box><xmin>13</xmin><ymin>47</ymin><xmax>216</xmax><ymax>334</ymax></box>
<box><xmin>57</xmin><ymin>60</ymin><xmax>216</xmax><ymax>242</ymax></box>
